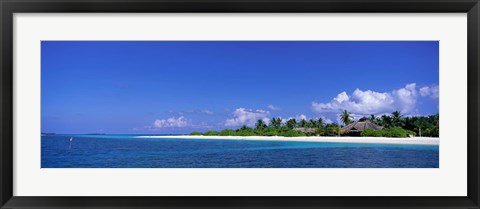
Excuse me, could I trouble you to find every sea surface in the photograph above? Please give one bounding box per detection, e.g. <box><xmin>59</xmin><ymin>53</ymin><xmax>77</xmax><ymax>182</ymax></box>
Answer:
<box><xmin>41</xmin><ymin>135</ymin><xmax>439</xmax><ymax>168</ymax></box>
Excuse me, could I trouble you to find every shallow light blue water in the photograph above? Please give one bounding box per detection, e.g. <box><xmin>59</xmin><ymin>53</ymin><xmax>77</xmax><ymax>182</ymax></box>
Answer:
<box><xmin>41</xmin><ymin>135</ymin><xmax>439</xmax><ymax>168</ymax></box>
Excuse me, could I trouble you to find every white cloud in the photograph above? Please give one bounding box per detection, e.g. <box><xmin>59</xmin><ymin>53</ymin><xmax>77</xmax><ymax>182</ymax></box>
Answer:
<box><xmin>201</xmin><ymin>110</ymin><xmax>214</xmax><ymax>115</ymax></box>
<box><xmin>267</xmin><ymin>105</ymin><xmax>281</xmax><ymax>111</ymax></box>
<box><xmin>153</xmin><ymin>116</ymin><xmax>190</xmax><ymax>128</ymax></box>
<box><xmin>322</xmin><ymin>117</ymin><xmax>333</xmax><ymax>124</ymax></box>
<box><xmin>225</xmin><ymin>108</ymin><xmax>270</xmax><ymax>127</ymax></box>
<box><xmin>312</xmin><ymin>83</ymin><xmax>437</xmax><ymax>115</ymax></box>
<box><xmin>288</xmin><ymin>114</ymin><xmax>307</xmax><ymax>121</ymax></box>
<box><xmin>419</xmin><ymin>84</ymin><xmax>439</xmax><ymax>99</ymax></box>
<box><xmin>262</xmin><ymin>118</ymin><xmax>271</xmax><ymax>125</ymax></box>
<box><xmin>280</xmin><ymin>115</ymin><xmax>307</xmax><ymax>124</ymax></box>
<box><xmin>391</xmin><ymin>83</ymin><xmax>417</xmax><ymax>113</ymax></box>
<box><xmin>282</xmin><ymin>115</ymin><xmax>333</xmax><ymax>124</ymax></box>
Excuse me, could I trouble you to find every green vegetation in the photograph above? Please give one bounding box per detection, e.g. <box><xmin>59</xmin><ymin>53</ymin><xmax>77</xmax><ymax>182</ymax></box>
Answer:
<box><xmin>340</xmin><ymin>110</ymin><xmax>353</xmax><ymax>125</ymax></box>
<box><xmin>361</xmin><ymin>128</ymin><xmax>417</xmax><ymax>138</ymax></box>
<box><xmin>188</xmin><ymin>118</ymin><xmax>340</xmax><ymax>137</ymax></box>
<box><xmin>283</xmin><ymin>130</ymin><xmax>306</xmax><ymax>137</ymax></box>
<box><xmin>373</xmin><ymin>112</ymin><xmax>439</xmax><ymax>137</ymax></box>
<box><xmin>189</xmin><ymin>110</ymin><xmax>439</xmax><ymax>138</ymax></box>
<box><xmin>190</xmin><ymin>132</ymin><xmax>202</xmax><ymax>136</ymax></box>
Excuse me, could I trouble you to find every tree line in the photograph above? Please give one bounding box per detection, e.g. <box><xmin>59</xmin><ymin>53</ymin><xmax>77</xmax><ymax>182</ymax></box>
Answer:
<box><xmin>339</xmin><ymin>110</ymin><xmax>439</xmax><ymax>137</ymax></box>
<box><xmin>191</xmin><ymin>117</ymin><xmax>341</xmax><ymax>137</ymax></box>
<box><xmin>190</xmin><ymin>110</ymin><xmax>439</xmax><ymax>137</ymax></box>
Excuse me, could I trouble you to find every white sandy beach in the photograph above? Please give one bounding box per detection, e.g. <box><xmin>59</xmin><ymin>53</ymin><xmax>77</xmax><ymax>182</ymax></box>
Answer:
<box><xmin>136</xmin><ymin>135</ymin><xmax>439</xmax><ymax>145</ymax></box>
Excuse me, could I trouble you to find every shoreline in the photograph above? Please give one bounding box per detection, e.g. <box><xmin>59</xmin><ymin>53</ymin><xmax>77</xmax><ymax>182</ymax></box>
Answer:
<box><xmin>136</xmin><ymin>135</ymin><xmax>439</xmax><ymax>146</ymax></box>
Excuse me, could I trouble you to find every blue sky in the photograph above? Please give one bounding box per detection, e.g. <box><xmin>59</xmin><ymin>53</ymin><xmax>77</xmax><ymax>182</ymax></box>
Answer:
<box><xmin>41</xmin><ymin>41</ymin><xmax>439</xmax><ymax>134</ymax></box>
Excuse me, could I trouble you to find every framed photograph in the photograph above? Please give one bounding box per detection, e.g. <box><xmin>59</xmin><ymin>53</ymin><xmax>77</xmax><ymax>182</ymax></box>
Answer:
<box><xmin>1</xmin><ymin>0</ymin><xmax>479</xmax><ymax>208</ymax></box>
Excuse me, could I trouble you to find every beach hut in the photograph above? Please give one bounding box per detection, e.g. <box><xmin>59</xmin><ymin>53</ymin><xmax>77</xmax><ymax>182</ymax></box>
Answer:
<box><xmin>341</xmin><ymin>117</ymin><xmax>383</xmax><ymax>135</ymax></box>
<box><xmin>293</xmin><ymin>127</ymin><xmax>316</xmax><ymax>134</ymax></box>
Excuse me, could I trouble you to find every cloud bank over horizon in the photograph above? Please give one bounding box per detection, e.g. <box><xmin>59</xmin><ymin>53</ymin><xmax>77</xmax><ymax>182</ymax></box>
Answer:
<box><xmin>224</xmin><ymin>108</ymin><xmax>270</xmax><ymax>127</ymax></box>
<box><xmin>148</xmin><ymin>83</ymin><xmax>439</xmax><ymax>130</ymax></box>
<box><xmin>311</xmin><ymin>83</ymin><xmax>439</xmax><ymax>116</ymax></box>
<box><xmin>152</xmin><ymin>116</ymin><xmax>190</xmax><ymax>129</ymax></box>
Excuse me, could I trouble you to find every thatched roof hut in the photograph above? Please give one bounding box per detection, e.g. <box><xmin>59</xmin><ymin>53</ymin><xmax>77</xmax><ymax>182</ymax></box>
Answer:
<box><xmin>341</xmin><ymin>117</ymin><xmax>383</xmax><ymax>133</ymax></box>
<box><xmin>293</xmin><ymin>127</ymin><xmax>316</xmax><ymax>133</ymax></box>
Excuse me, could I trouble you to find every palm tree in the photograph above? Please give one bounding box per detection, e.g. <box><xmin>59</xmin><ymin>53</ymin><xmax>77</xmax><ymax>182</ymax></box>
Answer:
<box><xmin>403</xmin><ymin>116</ymin><xmax>415</xmax><ymax>131</ymax></box>
<box><xmin>381</xmin><ymin>115</ymin><xmax>392</xmax><ymax>128</ymax></box>
<box><xmin>370</xmin><ymin>114</ymin><xmax>376</xmax><ymax>122</ymax></box>
<box><xmin>286</xmin><ymin>118</ymin><xmax>297</xmax><ymax>129</ymax></box>
<box><xmin>239</xmin><ymin>125</ymin><xmax>250</xmax><ymax>131</ymax></box>
<box><xmin>339</xmin><ymin>110</ymin><xmax>353</xmax><ymax>125</ymax></box>
<box><xmin>299</xmin><ymin>119</ymin><xmax>308</xmax><ymax>127</ymax></box>
<box><xmin>325</xmin><ymin>123</ymin><xmax>340</xmax><ymax>136</ymax></box>
<box><xmin>317</xmin><ymin>118</ymin><xmax>324</xmax><ymax>128</ymax></box>
<box><xmin>308</xmin><ymin>119</ymin><xmax>317</xmax><ymax>128</ymax></box>
<box><xmin>270</xmin><ymin>117</ymin><xmax>282</xmax><ymax>128</ymax></box>
<box><xmin>432</xmin><ymin>113</ymin><xmax>439</xmax><ymax>137</ymax></box>
<box><xmin>255</xmin><ymin>119</ymin><xmax>266</xmax><ymax>130</ymax></box>
<box><xmin>391</xmin><ymin>111</ymin><xmax>404</xmax><ymax>127</ymax></box>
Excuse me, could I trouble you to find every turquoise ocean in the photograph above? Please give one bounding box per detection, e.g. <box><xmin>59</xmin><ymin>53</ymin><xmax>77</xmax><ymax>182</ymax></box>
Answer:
<box><xmin>41</xmin><ymin>134</ymin><xmax>439</xmax><ymax>168</ymax></box>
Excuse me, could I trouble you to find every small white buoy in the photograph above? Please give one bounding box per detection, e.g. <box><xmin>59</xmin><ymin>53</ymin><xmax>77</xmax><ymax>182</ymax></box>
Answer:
<box><xmin>69</xmin><ymin>137</ymin><xmax>73</xmax><ymax>150</ymax></box>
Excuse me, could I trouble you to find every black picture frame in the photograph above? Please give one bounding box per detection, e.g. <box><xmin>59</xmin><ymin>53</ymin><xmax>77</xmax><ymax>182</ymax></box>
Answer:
<box><xmin>1</xmin><ymin>0</ymin><xmax>479</xmax><ymax>208</ymax></box>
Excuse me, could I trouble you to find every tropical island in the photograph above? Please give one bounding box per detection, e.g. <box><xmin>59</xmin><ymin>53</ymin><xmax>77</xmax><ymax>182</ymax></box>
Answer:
<box><xmin>189</xmin><ymin>110</ymin><xmax>439</xmax><ymax>138</ymax></box>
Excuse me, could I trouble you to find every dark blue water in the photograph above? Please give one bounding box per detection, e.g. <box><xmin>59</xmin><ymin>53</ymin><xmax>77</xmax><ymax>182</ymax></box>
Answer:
<box><xmin>41</xmin><ymin>135</ymin><xmax>439</xmax><ymax>168</ymax></box>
